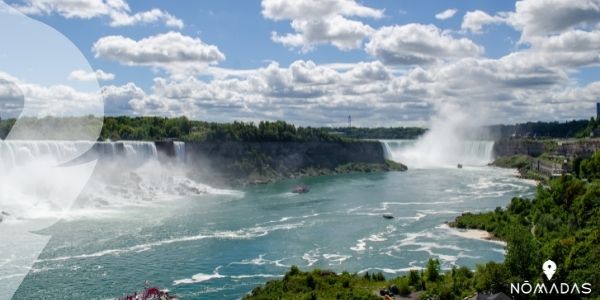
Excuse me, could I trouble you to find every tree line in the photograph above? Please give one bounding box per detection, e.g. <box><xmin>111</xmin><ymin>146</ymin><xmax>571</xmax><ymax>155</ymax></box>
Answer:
<box><xmin>0</xmin><ymin>116</ymin><xmax>426</xmax><ymax>142</ymax></box>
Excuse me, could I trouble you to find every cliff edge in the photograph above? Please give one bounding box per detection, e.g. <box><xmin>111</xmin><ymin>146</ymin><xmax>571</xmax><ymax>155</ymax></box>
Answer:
<box><xmin>184</xmin><ymin>140</ymin><xmax>406</xmax><ymax>186</ymax></box>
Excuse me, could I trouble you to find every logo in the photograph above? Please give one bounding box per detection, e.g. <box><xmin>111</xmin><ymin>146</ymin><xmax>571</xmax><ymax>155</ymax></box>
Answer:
<box><xmin>542</xmin><ymin>260</ymin><xmax>556</xmax><ymax>280</ymax></box>
<box><xmin>0</xmin><ymin>3</ymin><xmax>103</xmax><ymax>299</ymax></box>
<box><xmin>510</xmin><ymin>260</ymin><xmax>592</xmax><ymax>296</ymax></box>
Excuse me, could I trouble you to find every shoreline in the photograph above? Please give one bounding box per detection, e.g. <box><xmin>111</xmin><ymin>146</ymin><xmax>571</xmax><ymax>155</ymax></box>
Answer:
<box><xmin>439</xmin><ymin>223</ymin><xmax>506</xmax><ymax>245</ymax></box>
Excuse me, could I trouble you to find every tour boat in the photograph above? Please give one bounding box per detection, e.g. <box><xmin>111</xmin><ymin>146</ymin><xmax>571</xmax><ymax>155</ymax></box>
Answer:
<box><xmin>292</xmin><ymin>185</ymin><xmax>310</xmax><ymax>193</ymax></box>
<box><xmin>119</xmin><ymin>285</ymin><xmax>178</xmax><ymax>300</ymax></box>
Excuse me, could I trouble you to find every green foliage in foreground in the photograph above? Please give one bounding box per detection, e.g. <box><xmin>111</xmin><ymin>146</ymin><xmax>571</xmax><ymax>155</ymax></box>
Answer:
<box><xmin>247</xmin><ymin>155</ymin><xmax>600</xmax><ymax>300</ymax></box>
<box><xmin>244</xmin><ymin>260</ymin><xmax>499</xmax><ymax>300</ymax></box>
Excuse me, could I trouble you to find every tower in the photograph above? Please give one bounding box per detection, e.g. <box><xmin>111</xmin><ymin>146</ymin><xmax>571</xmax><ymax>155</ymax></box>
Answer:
<box><xmin>348</xmin><ymin>115</ymin><xmax>351</xmax><ymax>128</ymax></box>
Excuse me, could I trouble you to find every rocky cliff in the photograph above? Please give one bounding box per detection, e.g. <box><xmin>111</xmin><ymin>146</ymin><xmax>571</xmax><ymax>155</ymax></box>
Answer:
<box><xmin>492</xmin><ymin>139</ymin><xmax>550</xmax><ymax>158</ymax></box>
<box><xmin>183</xmin><ymin>140</ymin><xmax>405</xmax><ymax>186</ymax></box>
<box><xmin>493</xmin><ymin>138</ymin><xmax>600</xmax><ymax>160</ymax></box>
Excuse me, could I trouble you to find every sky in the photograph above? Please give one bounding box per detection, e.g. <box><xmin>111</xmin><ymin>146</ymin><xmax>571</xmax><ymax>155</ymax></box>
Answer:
<box><xmin>2</xmin><ymin>0</ymin><xmax>600</xmax><ymax>127</ymax></box>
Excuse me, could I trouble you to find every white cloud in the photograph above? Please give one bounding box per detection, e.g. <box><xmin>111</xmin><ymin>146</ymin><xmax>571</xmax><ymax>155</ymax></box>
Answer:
<box><xmin>92</xmin><ymin>32</ymin><xmax>225</xmax><ymax>76</ymax></box>
<box><xmin>461</xmin><ymin>10</ymin><xmax>505</xmax><ymax>34</ymax></box>
<box><xmin>12</xmin><ymin>0</ymin><xmax>599</xmax><ymax>126</ymax></box>
<box><xmin>12</xmin><ymin>0</ymin><xmax>184</xmax><ymax>28</ymax></box>
<box><xmin>0</xmin><ymin>71</ymin><xmax>102</xmax><ymax>118</ymax></box>
<box><xmin>435</xmin><ymin>8</ymin><xmax>457</xmax><ymax>20</ymax></box>
<box><xmin>261</xmin><ymin>0</ymin><xmax>383</xmax><ymax>20</ymax></box>
<box><xmin>96</xmin><ymin>60</ymin><xmax>423</xmax><ymax>125</ymax></box>
<box><xmin>492</xmin><ymin>0</ymin><xmax>600</xmax><ymax>69</ymax></box>
<box><xmin>101</xmin><ymin>82</ymin><xmax>145</xmax><ymax>115</ymax></box>
<box><xmin>262</xmin><ymin>0</ymin><xmax>383</xmax><ymax>51</ymax></box>
<box><xmin>93</xmin><ymin>51</ymin><xmax>600</xmax><ymax>126</ymax></box>
<box><xmin>271</xmin><ymin>15</ymin><xmax>375</xmax><ymax>51</ymax></box>
<box><xmin>68</xmin><ymin>69</ymin><xmax>115</xmax><ymax>82</ymax></box>
<box><xmin>507</xmin><ymin>0</ymin><xmax>600</xmax><ymax>42</ymax></box>
<box><xmin>365</xmin><ymin>24</ymin><xmax>484</xmax><ymax>65</ymax></box>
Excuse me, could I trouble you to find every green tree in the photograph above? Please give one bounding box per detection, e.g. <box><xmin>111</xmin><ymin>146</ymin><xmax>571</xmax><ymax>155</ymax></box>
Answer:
<box><xmin>426</xmin><ymin>258</ymin><xmax>441</xmax><ymax>282</ymax></box>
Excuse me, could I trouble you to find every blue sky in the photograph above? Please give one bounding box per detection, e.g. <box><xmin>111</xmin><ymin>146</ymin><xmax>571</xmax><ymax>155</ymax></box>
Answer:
<box><xmin>2</xmin><ymin>0</ymin><xmax>600</xmax><ymax>126</ymax></box>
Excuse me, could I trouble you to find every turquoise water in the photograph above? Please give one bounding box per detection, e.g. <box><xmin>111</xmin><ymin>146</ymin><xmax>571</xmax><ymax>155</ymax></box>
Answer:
<box><xmin>10</xmin><ymin>166</ymin><xmax>535</xmax><ymax>299</ymax></box>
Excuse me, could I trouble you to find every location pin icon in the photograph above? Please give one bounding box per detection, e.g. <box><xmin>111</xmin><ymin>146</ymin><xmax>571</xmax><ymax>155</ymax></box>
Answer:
<box><xmin>543</xmin><ymin>260</ymin><xmax>557</xmax><ymax>280</ymax></box>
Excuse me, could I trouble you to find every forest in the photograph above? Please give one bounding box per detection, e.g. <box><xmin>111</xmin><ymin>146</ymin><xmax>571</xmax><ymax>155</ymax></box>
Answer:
<box><xmin>0</xmin><ymin>116</ymin><xmax>424</xmax><ymax>141</ymax></box>
<box><xmin>3</xmin><ymin>116</ymin><xmax>600</xmax><ymax>141</ymax></box>
<box><xmin>0</xmin><ymin>116</ymin><xmax>345</xmax><ymax>142</ymax></box>
<box><xmin>245</xmin><ymin>153</ymin><xmax>600</xmax><ymax>299</ymax></box>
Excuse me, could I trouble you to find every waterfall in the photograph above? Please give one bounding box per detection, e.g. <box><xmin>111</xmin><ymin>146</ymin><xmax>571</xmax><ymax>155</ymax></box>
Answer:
<box><xmin>121</xmin><ymin>141</ymin><xmax>158</xmax><ymax>165</ymax></box>
<box><xmin>174</xmin><ymin>141</ymin><xmax>185</xmax><ymax>162</ymax></box>
<box><xmin>0</xmin><ymin>140</ymin><xmax>170</xmax><ymax>170</ymax></box>
<box><xmin>381</xmin><ymin>139</ymin><xmax>495</xmax><ymax>168</ymax></box>
<box><xmin>0</xmin><ymin>140</ymin><xmax>94</xmax><ymax>169</ymax></box>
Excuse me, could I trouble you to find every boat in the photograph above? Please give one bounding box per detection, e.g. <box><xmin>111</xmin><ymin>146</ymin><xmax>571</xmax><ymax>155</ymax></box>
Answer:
<box><xmin>292</xmin><ymin>184</ymin><xmax>310</xmax><ymax>194</ymax></box>
<box><xmin>0</xmin><ymin>211</ymin><xmax>10</xmax><ymax>224</ymax></box>
<box><xmin>457</xmin><ymin>163</ymin><xmax>463</xmax><ymax>169</ymax></box>
<box><xmin>382</xmin><ymin>213</ymin><xmax>394</xmax><ymax>219</ymax></box>
<box><xmin>119</xmin><ymin>285</ymin><xmax>178</xmax><ymax>300</ymax></box>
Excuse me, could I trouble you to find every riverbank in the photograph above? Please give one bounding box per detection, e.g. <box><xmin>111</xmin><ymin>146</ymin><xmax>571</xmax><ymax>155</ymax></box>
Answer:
<box><xmin>488</xmin><ymin>154</ymin><xmax>545</xmax><ymax>182</ymax></box>
<box><xmin>438</xmin><ymin>223</ymin><xmax>505</xmax><ymax>245</ymax></box>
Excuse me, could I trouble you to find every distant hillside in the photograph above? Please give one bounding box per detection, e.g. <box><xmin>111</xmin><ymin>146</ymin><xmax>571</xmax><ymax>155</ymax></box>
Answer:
<box><xmin>323</xmin><ymin>127</ymin><xmax>426</xmax><ymax>139</ymax></box>
<box><xmin>486</xmin><ymin>120</ymin><xmax>590</xmax><ymax>139</ymax></box>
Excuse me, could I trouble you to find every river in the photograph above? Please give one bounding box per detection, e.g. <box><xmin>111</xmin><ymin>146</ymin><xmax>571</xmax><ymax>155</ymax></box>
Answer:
<box><xmin>1</xmin><ymin>140</ymin><xmax>535</xmax><ymax>299</ymax></box>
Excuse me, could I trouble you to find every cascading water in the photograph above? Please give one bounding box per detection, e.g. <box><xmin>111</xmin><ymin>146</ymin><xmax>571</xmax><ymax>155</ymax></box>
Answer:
<box><xmin>174</xmin><ymin>141</ymin><xmax>186</xmax><ymax>162</ymax></box>
<box><xmin>0</xmin><ymin>140</ymin><xmax>160</xmax><ymax>170</ymax></box>
<box><xmin>0</xmin><ymin>141</ymin><xmax>94</xmax><ymax>170</ymax></box>
<box><xmin>381</xmin><ymin>139</ymin><xmax>495</xmax><ymax>168</ymax></box>
<box><xmin>0</xmin><ymin>140</ymin><xmax>239</xmax><ymax>221</ymax></box>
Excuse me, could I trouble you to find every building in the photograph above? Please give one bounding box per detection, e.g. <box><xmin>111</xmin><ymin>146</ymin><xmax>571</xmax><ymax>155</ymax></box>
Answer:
<box><xmin>597</xmin><ymin>102</ymin><xmax>600</xmax><ymax>119</ymax></box>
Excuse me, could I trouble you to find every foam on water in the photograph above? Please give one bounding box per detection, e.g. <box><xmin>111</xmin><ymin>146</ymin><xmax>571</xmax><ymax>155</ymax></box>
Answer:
<box><xmin>230</xmin><ymin>255</ymin><xmax>289</xmax><ymax>268</ymax></box>
<box><xmin>173</xmin><ymin>265</ymin><xmax>283</xmax><ymax>286</ymax></box>
<box><xmin>36</xmin><ymin>220</ymin><xmax>308</xmax><ymax>263</ymax></box>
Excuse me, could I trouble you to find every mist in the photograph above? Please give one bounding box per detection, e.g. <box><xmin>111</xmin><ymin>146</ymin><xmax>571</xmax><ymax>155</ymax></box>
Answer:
<box><xmin>383</xmin><ymin>103</ymin><xmax>494</xmax><ymax>168</ymax></box>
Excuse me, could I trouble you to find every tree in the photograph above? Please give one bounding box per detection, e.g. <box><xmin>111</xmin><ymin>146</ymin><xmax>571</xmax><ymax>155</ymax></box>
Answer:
<box><xmin>505</xmin><ymin>226</ymin><xmax>540</xmax><ymax>281</ymax></box>
<box><xmin>426</xmin><ymin>258</ymin><xmax>441</xmax><ymax>282</ymax></box>
<box><xmin>474</xmin><ymin>262</ymin><xmax>509</xmax><ymax>293</ymax></box>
